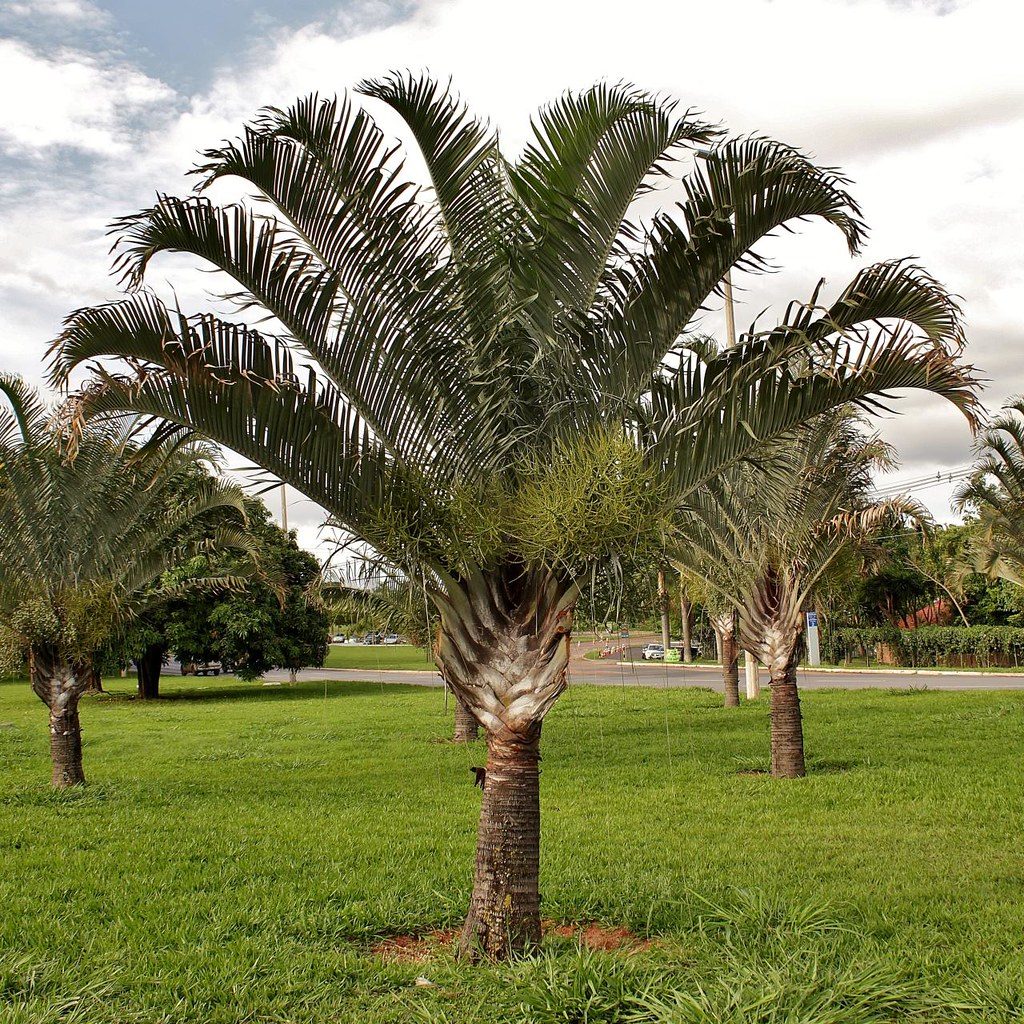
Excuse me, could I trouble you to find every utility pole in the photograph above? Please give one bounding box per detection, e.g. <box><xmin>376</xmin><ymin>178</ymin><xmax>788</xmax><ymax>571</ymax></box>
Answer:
<box><xmin>723</xmin><ymin>268</ymin><xmax>760</xmax><ymax>700</ymax></box>
<box><xmin>280</xmin><ymin>483</ymin><xmax>288</xmax><ymax>533</ymax></box>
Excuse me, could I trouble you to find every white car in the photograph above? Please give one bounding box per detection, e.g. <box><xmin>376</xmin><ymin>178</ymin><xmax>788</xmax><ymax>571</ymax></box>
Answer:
<box><xmin>641</xmin><ymin>643</ymin><xmax>665</xmax><ymax>661</ymax></box>
<box><xmin>331</xmin><ymin>635</ymin><xmax>345</xmax><ymax>643</ymax></box>
<box><xmin>382</xmin><ymin>634</ymin><xmax>400</xmax><ymax>645</ymax></box>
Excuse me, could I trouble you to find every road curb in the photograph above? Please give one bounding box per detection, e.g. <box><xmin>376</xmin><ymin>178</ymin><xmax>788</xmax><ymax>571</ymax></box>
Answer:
<box><xmin>611</xmin><ymin>662</ymin><xmax>1024</xmax><ymax>679</ymax></box>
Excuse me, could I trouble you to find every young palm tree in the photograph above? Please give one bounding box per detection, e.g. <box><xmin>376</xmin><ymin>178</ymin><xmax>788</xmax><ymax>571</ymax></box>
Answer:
<box><xmin>51</xmin><ymin>76</ymin><xmax>976</xmax><ymax>956</ymax></box>
<box><xmin>672</xmin><ymin>414</ymin><xmax>908</xmax><ymax>777</ymax></box>
<box><xmin>0</xmin><ymin>377</ymin><xmax>248</xmax><ymax>787</ymax></box>
<box><xmin>956</xmin><ymin>399</ymin><xmax>1024</xmax><ymax>586</ymax></box>
<box><xmin>676</xmin><ymin>568</ymin><xmax>740</xmax><ymax>706</ymax></box>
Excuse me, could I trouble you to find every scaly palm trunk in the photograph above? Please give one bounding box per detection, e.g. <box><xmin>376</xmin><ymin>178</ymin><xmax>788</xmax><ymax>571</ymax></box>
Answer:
<box><xmin>30</xmin><ymin>646</ymin><xmax>88</xmax><ymax>787</ymax></box>
<box><xmin>742</xmin><ymin>573</ymin><xmax>805</xmax><ymax>777</ymax></box>
<box><xmin>453</xmin><ymin>697</ymin><xmax>479</xmax><ymax>742</ymax></box>
<box><xmin>434</xmin><ymin>565</ymin><xmax>575</xmax><ymax>960</ymax></box>
<box><xmin>712</xmin><ymin>611</ymin><xmax>740</xmax><ymax>707</ymax></box>
<box><xmin>460</xmin><ymin>725</ymin><xmax>542</xmax><ymax>956</ymax></box>
<box><xmin>81</xmin><ymin>662</ymin><xmax>105</xmax><ymax>694</ymax></box>
<box><xmin>762</xmin><ymin>615</ymin><xmax>805</xmax><ymax>777</ymax></box>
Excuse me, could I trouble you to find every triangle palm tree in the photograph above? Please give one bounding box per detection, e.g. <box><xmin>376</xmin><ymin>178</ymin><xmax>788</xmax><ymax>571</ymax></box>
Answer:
<box><xmin>0</xmin><ymin>377</ymin><xmax>249</xmax><ymax>787</ymax></box>
<box><xmin>51</xmin><ymin>75</ymin><xmax>977</xmax><ymax>956</ymax></box>
<box><xmin>676</xmin><ymin>567</ymin><xmax>741</xmax><ymax>706</ymax></box>
<box><xmin>670</xmin><ymin>412</ymin><xmax>913</xmax><ymax>777</ymax></box>
<box><xmin>956</xmin><ymin>398</ymin><xmax>1024</xmax><ymax>586</ymax></box>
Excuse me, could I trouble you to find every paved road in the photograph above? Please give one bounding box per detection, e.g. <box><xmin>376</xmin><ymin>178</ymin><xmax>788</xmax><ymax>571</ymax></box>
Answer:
<box><xmin>244</xmin><ymin>658</ymin><xmax>1024</xmax><ymax>692</ymax></box>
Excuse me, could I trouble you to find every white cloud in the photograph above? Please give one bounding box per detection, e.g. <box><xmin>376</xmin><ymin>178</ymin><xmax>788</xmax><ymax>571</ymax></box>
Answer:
<box><xmin>4</xmin><ymin>0</ymin><xmax>107</xmax><ymax>21</ymax></box>
<box><xmin>0</xmin><ymin>38</ymin><xmax>173</xmax><ymax>156</ymax></box>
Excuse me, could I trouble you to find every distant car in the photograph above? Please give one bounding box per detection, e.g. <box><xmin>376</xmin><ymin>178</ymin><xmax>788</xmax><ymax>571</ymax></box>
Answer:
<box><xmin>183</xmin><ymin>661</ymin><xmax>222</xmax><ymax>676</ymax></box>
<box><xmin>670</xmin><ymin>640</ymin><xmax>704</xmax><ymax>659</ymax></box>
<box><xmin>346</xmin><ymin>636</ymin><xmax>362</xmax><ymax>644</ymax></box>
<box><xmin>641</xmin><ymin>643</ymin><xmax>665</xmax><ymax>661</ymax></box>
<box><xmin>382</xmin><ymin>634</ymin><xmax>400</xmax><ymax>645</ymax></box>
<box><xmin>363</xmin><ymin>632</ymin><xmax>382</xmax><ymax>645</ymax></box>
<box><xmin>331</xmin><ymin>634</ymin><xmax>345</xmax><ymax>643</ymax></box>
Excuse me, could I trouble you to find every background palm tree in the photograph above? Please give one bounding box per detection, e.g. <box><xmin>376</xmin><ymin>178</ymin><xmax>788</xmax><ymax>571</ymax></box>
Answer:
<box><xmin>0</xmin><ymin>377</ymin><xmax>249</xmax><ymax>787</ymax></box>
<box><xmin>956</xmin><ymin>398</ymin><xmax>1024</xmax><ymax>586</ymax></box>
<box><xmin>676</xmin><ymin>567</ymin><xmax>740</xmax><ymax>706</ymax></box>
<box><xmin>671</xmin><ymin>413</ymin><xmax>911</xmax><ymax>777</ymax></box>
<box><xmin>52</xmin><ymin>75</ymin><xmax>976</xmax><ymax>956</ymax></box>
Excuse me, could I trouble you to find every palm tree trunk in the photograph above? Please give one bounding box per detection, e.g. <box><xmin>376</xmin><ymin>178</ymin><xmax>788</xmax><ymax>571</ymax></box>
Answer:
<box><xmin>49</xmin><ymin>697</ymin><xmax>85</xmax><ymax>787</ymax></box>
<box><xmin>434</xmin><ymin>565</ymin><xmax>576</xmax><ymax>961</ymax></box>
<box><xmin>136</xmin><ymin>644</ymin><xmax>163</xmax><ymax>700</ymax></box>
<box><xmin>31</xmin><ymin>646</ymin><xmax>87</xmax><ymax>787</ymax></box>
<box><xmin>712</xmin><ymin>611</ymin><xmax>739</xmax><ymax>707</ymax></box>
<box><xmin>722</xmin><ymin>630</ymin><xmax>740</xmax><ymax>707</ymax></box>
<box><xmin>459</xmin><ymin>727</ymin><xmax>541</xmax><ymax>958</ymax></box>
<box><xmin>81</xmin><ymin>661</ymin><xmax>104</xmax><ymax>694</ymax></box>
<box><xmin>453</xmin><ymin>696</ymin><xmax>479</xmax><ymax>742</ymax></box>
<box><xmin>769</xmin><ymin>655</ymin><xmax>805</xmax><ymax>778</ymax></box>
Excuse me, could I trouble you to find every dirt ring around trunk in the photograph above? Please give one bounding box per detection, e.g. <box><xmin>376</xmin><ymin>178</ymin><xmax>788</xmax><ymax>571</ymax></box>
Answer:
<box><xmin>370</xmin><ymin>921</ymin><xmax>653</xmax><ymax>961</ymax></box>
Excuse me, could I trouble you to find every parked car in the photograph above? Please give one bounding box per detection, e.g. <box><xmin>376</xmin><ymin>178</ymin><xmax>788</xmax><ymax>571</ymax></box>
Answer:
<box><xmin>331</xmin><ymin>634</ymin><xmax>345</xmax><ymax>643</ymax></box>
<box><xmin>182</xmin><ymin>661</ymin><xmax>223</xmax><ymax>676</ymax></box>
<box><xmin>670</xmin><ymin>640</ymin><xmax>704</xmax><ymax>659</ymax></box>
<box><xmin>363</xmin><ymin>632</ymin><xmax>383</xmax><ymax>645</ymax></box>
<box><xmin>346</xmin><ymin>636</ymin><xmax>363</xmax><ymax>644</ymax></box>
<box><xmin>382</xmin><ymin>634</ymin><xmax>400</xmax><ymax>645</ymax></box>
<box><xmin>641</xmin><ymin>643</ymin><xmax>665</xmax><ymax>661</ymax></box>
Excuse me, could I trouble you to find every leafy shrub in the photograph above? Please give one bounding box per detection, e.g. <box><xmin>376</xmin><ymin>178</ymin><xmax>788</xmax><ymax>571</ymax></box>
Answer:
<box><xmin>821</xmin><ymin>625</ymin><xmax>1024</xmax><ymax>667</ymax></box>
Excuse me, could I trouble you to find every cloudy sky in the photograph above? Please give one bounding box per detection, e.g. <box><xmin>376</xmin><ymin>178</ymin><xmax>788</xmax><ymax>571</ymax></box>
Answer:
<box><xmin>1</xmin><ymin>0</ymin><xmax>1021</xmax><ymax>553</ymax></box>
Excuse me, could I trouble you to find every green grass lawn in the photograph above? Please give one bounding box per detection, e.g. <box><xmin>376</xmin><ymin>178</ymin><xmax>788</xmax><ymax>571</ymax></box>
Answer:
<box><xmin>323</xmin><ymin>643</ymin><xmax>435</xmax><ymax>671</ymax></box>
<box><xmin>2</xmin><ymin>676</ymin><xmax>1023</xmax><ymax>1022</ymax></box>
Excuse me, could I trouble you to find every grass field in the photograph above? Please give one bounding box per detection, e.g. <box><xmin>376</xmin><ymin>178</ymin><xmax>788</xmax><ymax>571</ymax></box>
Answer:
<box><xmin>324</xmin><ymin>643</ymin><xmax>435</xmax><ymax>671</ymax></box>
<box><xmin>2</xmin><ymin>676</ymin><xmax>1023</xmax><ymax>1022</ymax></box>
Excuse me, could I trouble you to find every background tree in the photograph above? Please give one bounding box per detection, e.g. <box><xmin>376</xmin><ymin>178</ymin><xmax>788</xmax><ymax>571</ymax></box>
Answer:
<box><xmin>53</xmin><ymin>77</ymin><xmax>976</xmax><ymax>955</ymax></box>
<box><xmin>677</xmin><ymin>567</ymin><xmax>739</xmax><ymax>705</ymax></box>
<box><xmin>956</xmin><ymin>398</ymin><xmax>1024</xmax><ymax>586</ymax></box>
<box><xmin>164</xmin><ymin>500</ymin><xmax>328</xmax><ymax>682</ymax></box>
<box><xmin>672</xmin><ymin>414</ymin><xmax>910</xmax><ymax>777</ymax></box>
<box><xmin>0</xmin><ymin>377</ymin><xmax>247</xmax><ymax>786</ymax></box>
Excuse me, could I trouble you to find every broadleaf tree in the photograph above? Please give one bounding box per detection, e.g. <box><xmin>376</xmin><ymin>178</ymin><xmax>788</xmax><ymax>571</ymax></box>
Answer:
<box><xmin>52</xmin><ymin>76</ymin><xmax>977</xmax><ymax>957</ymax></box>
<box><xmin>164</xmin><ymin>500</ymin><xmax>329</xmax><ymax>683</ymax></box>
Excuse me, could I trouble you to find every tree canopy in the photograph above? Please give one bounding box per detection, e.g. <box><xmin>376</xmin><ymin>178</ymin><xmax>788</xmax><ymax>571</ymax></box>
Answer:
<box><xmin>49</xmin><ymin>74</ymin><xmax>979</xmax><ymax>956</ymax></box>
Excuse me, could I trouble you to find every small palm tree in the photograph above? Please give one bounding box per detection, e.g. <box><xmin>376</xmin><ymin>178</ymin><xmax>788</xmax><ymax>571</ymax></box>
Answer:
<box><xmin>52</xmin><ymin>76</ymin><xmax>976</xmax><ymax>955</ymax></box>
<box><xmin>0</xmin><ymin>377</ymin><xmax>248</xmax><ymax>787</ymax></box>
<box><xmin>956</xmin><ymin>399</ymin><xmax>1024</xmax><ymax>586</ymax></box>
<box><xmin>676</xmin><ymin>568</ymin><xmax>740</xmax><ymax>706</ymax></box>
<box><xmin>671</xmin><ymin>414</ymin><xmax>908</xmax><ymax>777</ymax></box>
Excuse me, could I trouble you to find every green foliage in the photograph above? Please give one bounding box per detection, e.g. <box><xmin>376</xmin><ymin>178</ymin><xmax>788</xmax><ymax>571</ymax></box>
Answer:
<box><xmin>822</xmin><ymin>624</ymin><xmax>1024</xmax><ymax>667</ymax></box>
<box><xmin>0</xmin><ymin>376</ymin><xmax>248</xmax><ymax>679</ymax></box>
<box><xmin>956</xmin><ymin>397</ymin><xmax>1024</xmax><ymax>585</ymax></box>
<box><xmin>163</xmin><ymin>501</ymin><xmax>329</xmax><ymax>679</ymax></box>
<box><xmin>52</xmin><ymin>77</ymin><xmax>977</xmax><ymax>591</ymax></box>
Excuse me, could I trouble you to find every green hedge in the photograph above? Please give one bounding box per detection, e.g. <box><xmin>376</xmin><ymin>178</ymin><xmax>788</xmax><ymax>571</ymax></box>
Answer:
<box><xmin>821</xmin><ymin>625</ymin><xmax>1024</xmax><ymax>668</ymax></box>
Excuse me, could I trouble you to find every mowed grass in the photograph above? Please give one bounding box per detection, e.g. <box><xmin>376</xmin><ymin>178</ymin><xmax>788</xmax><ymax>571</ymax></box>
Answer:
<box><xmin>1</xmin><ymin>678</ymin><xmax>1023</xmax><ymax>1023</ymax></box>
<box><xmin>323</xmin><ymin>643</ymin><xmax>435</xmax><ymax>671</ymax></box>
